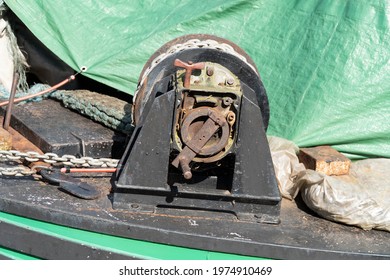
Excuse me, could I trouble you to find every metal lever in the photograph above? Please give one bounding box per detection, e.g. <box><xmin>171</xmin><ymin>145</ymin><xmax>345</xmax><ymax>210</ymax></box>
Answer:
<box><xmin>174</xmin><ymin>59</ymin><xmax>205</xmax><ymax>88</ymax></box>
<box><xmin>172</xmin><ymin>110</ymin><xmax>226</xmax><ymax>180</ymax></box>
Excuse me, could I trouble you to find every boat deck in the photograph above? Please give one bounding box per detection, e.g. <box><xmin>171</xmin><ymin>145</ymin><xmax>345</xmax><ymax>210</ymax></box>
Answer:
<box><xmin>0</xmin><ymin>173</ymin><xmax>388</xmax><ymax>260</ymax></box>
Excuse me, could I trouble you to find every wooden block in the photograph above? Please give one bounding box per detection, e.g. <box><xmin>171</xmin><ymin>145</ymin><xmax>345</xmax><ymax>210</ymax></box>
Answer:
<box><xmin>0</xmin><ymin>127</ymin><xmax>12</xmax><ymax>150</ymax></box>
<box><xmin>298</xmin><ymin>146</ymin><xmax>351</xmax><ymax>176</ymax></box>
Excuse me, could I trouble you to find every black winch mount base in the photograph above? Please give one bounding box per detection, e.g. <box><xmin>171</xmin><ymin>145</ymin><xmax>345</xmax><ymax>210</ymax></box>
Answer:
<box><xmin>114</xmin><ymin>89</ymin><xmax>280</xmax><ymax>224</ymax></box>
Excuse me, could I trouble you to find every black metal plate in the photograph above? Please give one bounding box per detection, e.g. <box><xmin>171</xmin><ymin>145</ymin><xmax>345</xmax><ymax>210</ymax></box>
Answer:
<box><xmin>8</xmin><ymin>99</ymin><xmax>126</xmax><ymax>158</ymax></box>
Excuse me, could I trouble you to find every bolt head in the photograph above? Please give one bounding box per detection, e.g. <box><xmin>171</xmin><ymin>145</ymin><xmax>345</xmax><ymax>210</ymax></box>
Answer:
<box><xmin>184</xmin><ymin>171</ymin><xmax>192</xmax><ymax>180</ymax></box>
<box><xmin>226</xmin><ymin>77</ymin><xmax>234</xmax><ymax>85</ymax></box>
<box><xmin>206</xmin><ymin>66</ymin><xmax>214</xmax><ymax>76</ymax></box>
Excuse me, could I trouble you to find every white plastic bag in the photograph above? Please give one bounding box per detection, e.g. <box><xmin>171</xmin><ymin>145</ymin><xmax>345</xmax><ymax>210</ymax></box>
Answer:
<box><xmin>268</xmin><ymin>136</ymin><xmax>306</xmax><ymax>200</ymax></box>
<box><xmin>269</xmin><ymin>136</ymin><xmax>390</xmax><ymax>232</ymax></box>
<box><xmin>297</xmin><ymin>159</ymin><xmax>390</xmax><ymax>232</ymax></box>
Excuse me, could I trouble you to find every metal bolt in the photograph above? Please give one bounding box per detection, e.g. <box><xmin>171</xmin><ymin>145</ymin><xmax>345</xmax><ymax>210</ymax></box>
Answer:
<box><xmin>183</xmin><ymin>171</ymin><xmax>192</xmax><ymax>180</ymax></box>
<box><xmin>222</xmin><ymin>97</ymin><xmax>234</xmax><ymax>107</ymax></box>
<box><xmin>206</xmin><ymin>66</ymin><xmax>214</xmax><ymax>76</ymax></box>
<box><xmin>226</xmin><ymin>77</ymin><xmax>234</xmax><ymax>85</ymax></box>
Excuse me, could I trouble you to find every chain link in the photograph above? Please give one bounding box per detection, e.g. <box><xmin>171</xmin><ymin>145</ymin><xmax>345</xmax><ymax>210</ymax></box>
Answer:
<box><xmin>0</xmin><ymin>166</ymin><xmax>36</xmax><ymax>176</ymax></box>
<box><xmin>0</xmin><ymin>150</ymin><xmax>119</xmax><ymax>168</ymax></box>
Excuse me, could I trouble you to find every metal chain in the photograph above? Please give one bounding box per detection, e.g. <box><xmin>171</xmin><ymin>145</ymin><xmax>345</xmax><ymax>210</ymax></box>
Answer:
<box><xmin>0</xmin><ymin>166</ymin><xmax>36</xmax><ymax>176</ymax></box>
<box><xmin>0</xmin><ymin>150</ymin><xmax>119</xmax><ymax>168</ymax></box>
<box><xmin>134</xmin><ymin>38</ymin><xmax>257</xmax><ymax>101</ymax></box>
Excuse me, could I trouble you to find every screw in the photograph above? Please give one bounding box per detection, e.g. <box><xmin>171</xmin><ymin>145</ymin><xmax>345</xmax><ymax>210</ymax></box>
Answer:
<box><xmin>206</xmin><ymin>66</ymin><xmax>214</xmax><ymax>76</ymax></box>
<box><xmin>226</xmin><ymin>77</ymin><xmax>234</xmax><ymax>85</ymax></box>
<box><xmin>222</xmin><ymin>97</ymin><xmax>233</xmax><ymax>107</ymax></box>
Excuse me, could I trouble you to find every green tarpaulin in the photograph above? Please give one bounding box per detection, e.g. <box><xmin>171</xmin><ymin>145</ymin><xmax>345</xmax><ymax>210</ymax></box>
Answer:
<box><xmin>5</xmin><ymin>0</ymin><xmax>390</xmax><ymax>159</ymax></box>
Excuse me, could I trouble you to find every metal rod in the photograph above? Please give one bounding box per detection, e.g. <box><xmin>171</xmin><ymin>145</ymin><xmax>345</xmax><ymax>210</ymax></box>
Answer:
<box><xmin>60</xmin><ymin>167</ymin><xmax>117</xmax><ymax>173</ymax></box>
<box><xmin>0</xmin><ymin>74</ymin><xmax>77</xmax><ymax>107</ymax></box>
<box><xmin>3</xmin><ymin>72</ymin><xmax>19</xmax><ymax>130</ymax></box>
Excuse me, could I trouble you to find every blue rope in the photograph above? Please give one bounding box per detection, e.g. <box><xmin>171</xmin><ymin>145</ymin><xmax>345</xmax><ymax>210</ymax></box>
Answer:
<box><xmin>0</xmin><ymin>83</ymin><xmax>52</xmax><ymax>104</ymax></box>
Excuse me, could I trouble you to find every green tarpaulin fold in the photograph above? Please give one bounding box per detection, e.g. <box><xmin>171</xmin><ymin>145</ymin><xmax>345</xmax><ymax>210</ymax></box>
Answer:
<box><xmin>5</xmin><ymin>0</ymin><xmax>390</xmax><ymax>158</ymax></box>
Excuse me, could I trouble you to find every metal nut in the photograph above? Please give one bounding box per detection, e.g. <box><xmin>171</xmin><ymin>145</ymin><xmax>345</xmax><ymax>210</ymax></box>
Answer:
<box><xmin>222</xmin><ymin>97</ymin><xmax>234</xmax><ymax>107</ymax></box>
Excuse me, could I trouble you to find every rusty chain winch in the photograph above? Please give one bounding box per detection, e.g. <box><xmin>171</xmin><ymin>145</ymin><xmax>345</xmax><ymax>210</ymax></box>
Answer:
<box><xmin>114</xmin><ymin>35</ymin><xmax>281</xmax><ymax>223</ymax></box>
<box><xmin>171</xmin><ymin>59</ymin><xmax>241</xmax><ymax>180</ymax></box>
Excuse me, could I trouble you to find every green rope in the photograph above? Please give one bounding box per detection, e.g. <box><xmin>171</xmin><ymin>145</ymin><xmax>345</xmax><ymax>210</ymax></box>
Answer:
<box><xmin>50</xmin><ymin>89</ymin><xmax>133</xmax><ymax>134</ymax></box>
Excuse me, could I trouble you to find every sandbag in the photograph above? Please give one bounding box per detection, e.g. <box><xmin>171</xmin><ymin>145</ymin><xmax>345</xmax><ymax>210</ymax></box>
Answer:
<box><xmin>270</xmin><ymin>136</ymin><xmax>390</xmax><ymax>232</ymax></box>
<box><xmin>297</xmin><ymin>159</ymin><xmax>390</xmax><ymax>232</ymax></box>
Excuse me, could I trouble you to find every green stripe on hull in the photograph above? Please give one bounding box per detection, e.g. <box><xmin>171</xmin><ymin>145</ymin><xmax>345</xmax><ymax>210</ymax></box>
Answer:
<box><xmin>0</xmin><ymin>211</ymin><xmax>267</xmax><ymax>260</ymax></box>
